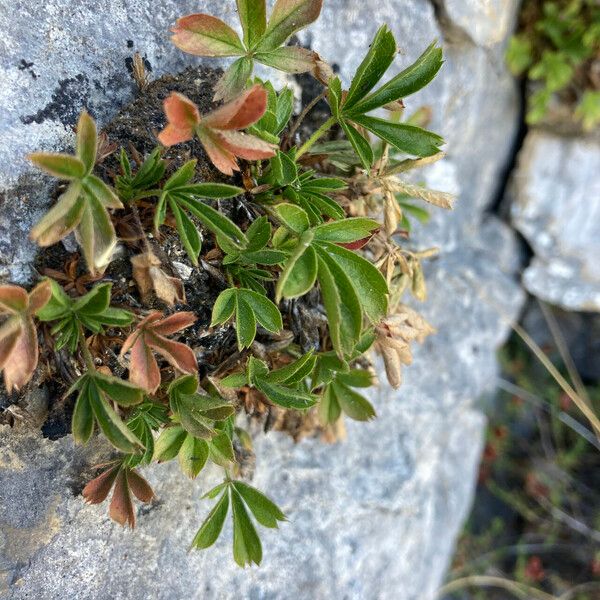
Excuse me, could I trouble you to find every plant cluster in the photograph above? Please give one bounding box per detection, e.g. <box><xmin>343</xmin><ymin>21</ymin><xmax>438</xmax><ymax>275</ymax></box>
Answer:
<box><xmin>2</xmin><ymin>0</ymin><xmax>454</xmax><ymax>565</ymax></box>
<box><xmin>506</xmin><ymin>0</ymin><xmax>600</xmax><ymax>130</ymax></box>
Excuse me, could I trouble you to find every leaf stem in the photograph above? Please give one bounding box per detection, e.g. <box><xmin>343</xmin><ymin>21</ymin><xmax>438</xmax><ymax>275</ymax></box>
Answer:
<box><xmin>287</xmin><ymin>90</ymin><xmax>328</xmax><ymax>145</ymax></box>
<box><xmin>295</xmin><ymin>116</ymin><xmax>336</xmax><ymax>158</ymax></box>
<box><xmin>77</xmin><ymin>323</ymin><xmax>96</xmax><ymax>371</ymax></box>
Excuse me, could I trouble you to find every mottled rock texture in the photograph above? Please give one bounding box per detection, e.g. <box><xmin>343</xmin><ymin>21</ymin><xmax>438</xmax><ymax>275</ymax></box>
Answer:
<box><xmin>511</xmin><ymin>130</ymin><xmax>600</xmax><ymax>312</ymax></box>
<box><xmin>0</xmin><ymin>1</ymin><xmax>524</xmax><ymax>598</ymax></box>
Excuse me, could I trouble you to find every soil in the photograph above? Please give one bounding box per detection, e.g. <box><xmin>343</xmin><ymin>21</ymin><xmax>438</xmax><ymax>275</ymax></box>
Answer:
<box><xmin>7</xmin><ymin>65</ymin><xmax>332</xmax><ymax>442</ymax></box>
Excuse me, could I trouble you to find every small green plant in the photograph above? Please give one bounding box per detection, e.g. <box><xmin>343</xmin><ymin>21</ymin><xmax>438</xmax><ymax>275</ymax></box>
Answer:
<box><xmin>8</xmin><ymin>0</ymin><xmax>457</xmax><ymax>566</ymax></box>
<box><xmin>506</xmin><ymin>0</ymin><xmax>600</xmax><ymax>129</ymax></box>
<box><xmin>171</xmin><ymin>0</ymin><xmax>328</xmax><ymax>101</ymax></box>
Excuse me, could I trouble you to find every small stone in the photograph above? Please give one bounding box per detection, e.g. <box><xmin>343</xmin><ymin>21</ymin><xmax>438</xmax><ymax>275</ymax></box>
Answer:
<box><xmin>172</xmin><ymin>261</ymin><xmax>192</xmax><ymax>280</ymax></box>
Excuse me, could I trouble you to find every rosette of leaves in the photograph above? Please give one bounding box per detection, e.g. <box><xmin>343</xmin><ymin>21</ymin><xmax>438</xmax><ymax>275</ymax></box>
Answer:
<box><xmin>82</xmin><ymin>460</ymin><xmax>154</xmax><ymax>528</ymax></box>
<box><xmin>0</xmin><ymin>281</ymin><xmax>51</xmax><ymax>391</ymax></box>
<box><xmin>68</xmin><ymin>369</ymin><xmax>145</xmax><ymax>453</ymax></box>
<box><xmin>153</xmin><ymin>158</ymin><xmax>244</xmax><ymax>265</ymax></box>
<box><xmin>28</xmin><ymin>111</ymin><xmax>123</xmax><ymax>275</ymax></box>
<box><xmin>219</xmin><ymin>216</ymin><xmax>287</xmax><ymax>293</ymax></box>
<box><xmin>312</xmin><ymin>352</ymin><xmax>376</xmax><ymax>424</ymax></box>
<box><xmin>157</xmin><ymin>86</ymin><xmax>277</xmax><ymax>175</ymax></box>
<box><xmin>221</xmin><ymin>353</ymin><xmax>316</xmax><ymax>410</ymax></box>
<box><xmin>171</xmin><ymin>0</ymin><xmax>326</xmax><ymax>101</ymax></box>
<box><xmin>273</xmin><ymin>204</ymin><xmax>388</xmax><ymax>357</ymax></box>
<box><xmin>259</xmin><ymin>149</ymin><xmax>347</xmax><ymax>225</ymax></box>
<box><xmin>36</xmin><ymin>280</ymin><xmax>133</xmax><ymax>353</ymax></box>
<box><xmin>211</xmin><ymin>287</ymin><xmax>283</xmax><ymax>350</ymax></box>
<box><xmin>191</xmin><ymin>478</ymin><xmax>286</xmax><ymax>566</ymax></box>
<box><xmin>154</xmin><ymin>375</ymin><xmax>236</xmax><ymax>478</ymax></box>
<box><xmin>115</xmin><ymin>148</ymin><xmax>166</xmax><ymax>203</ymax></box>
<box><xmin>326</xmin><ymin>27</ymin><xmax>443</xmax><ymax>168</ymax></box>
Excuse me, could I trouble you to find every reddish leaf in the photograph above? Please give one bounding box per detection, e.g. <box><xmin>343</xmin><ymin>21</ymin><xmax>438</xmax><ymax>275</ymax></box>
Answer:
<box><xmin>127</xmin><ymin>469</ymin><xmax>154</xmax><ymax>503</ymax></box>
<box><xmin>82</xmin><ymin>464</ymin><xmax>120</xmax><ymax>504</ymax></box>
<box><xmin>171</xmin><ymin>14</ymin><xmax>245</xmax><ymax>57</ymax></box>
<box><xmin>0</xmin><ymin>281</ymin><xmax>51</xmax><ymax>392</ymax></box>
<box><xmin>157</xmin><ymin>92</ymin><xmax>201</xmax><ymax>147</ymax></box>
<box><xmin>83</xmin><ymin>464</ymin><xmax>154</xmax><ymax>529</ymax></box>
<box><xmin>203</xmin><ymin>84</ymin><xmax>268</xmax><ymax>130</ymax></box>
<box><xmin>120</xmin><ymin>311</ymin><xmax>197</xmax><ymax>393</ymax></box>
<box><xmin>158</xmin><ymin>88</ymin><xmax>276</xmax><ymax>175</ymax></box>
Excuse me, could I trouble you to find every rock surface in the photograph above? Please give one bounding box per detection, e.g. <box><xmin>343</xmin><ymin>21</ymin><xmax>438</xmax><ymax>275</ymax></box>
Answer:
<box><xmin>511</xmin><ymin>130</ymin><xmax>600</xmax><ymax>312</ymax></box>
<box><xmin>0</xmin><ymin>0</ymin><xmax>524</xmax><ymax>598</ymax></box>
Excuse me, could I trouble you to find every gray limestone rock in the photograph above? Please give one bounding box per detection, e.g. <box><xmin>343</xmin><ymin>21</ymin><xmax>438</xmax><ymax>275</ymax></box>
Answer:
<box><xmin>0</xmin><ymin>0</ymin><xmax>524</xmax><ymax>598</ymax></box>
<box><xmin>511</xmin><ymin>130</ymin><xmax>600</xmax><ymax>312</ymax></box>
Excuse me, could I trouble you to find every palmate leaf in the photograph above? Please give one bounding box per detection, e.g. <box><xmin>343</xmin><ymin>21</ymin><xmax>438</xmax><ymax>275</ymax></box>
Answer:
<box><xmin>328</xmin><ymin>27</ymin><xmax>444</xmax><ymax>169</ymax></box>
<box><xmin>116</xmin><ymin>148</ymin><xmax>166</xmax><ymax>203</ymax></box>
<box><xmin>36</xmin><ymin>280</ymin><xmax>133</xmax><ymax>352</ymax></box>
<box><xmin>153</xmin><ymin>159</ymin><xmax>244</xmax><ymax>265</ymax></box>
<box><xmin>157</xmin><ymin>88</ymin><xmax>276</xmax><ymax>174</ymax></box>
<box><xmin>126</xmin><ymin>401</ymin><xmax>169</xmax><ymax>468</ymax></box>
<box><xmin>70</xmin><ymin>371</ymin><xmax>145</xmax><ymax>453</ymax></box>
<box><xmin>29</xmin><ymin>111</ymin><xmax>122</xmax><ymax>275</ymax></box>
<box><xmin>191</xmin><ymin>479</ymin><xmax>286</xmax><ymax>567</ymax></box>
<box><xmin>82</xmin><ymin>462</ymin><xmax>154</xmax><ymax>529</ymax></box>
<box><xmin>0</xmin><ymin>281</ymin><xmax>51</xmax><ymax>392</ymax></box>
<box><xmin>120</xmin><ymin>311</ymin><xmax>197</xmax><ymax>393</ymax></box>
<box><xmin>274</xmin><ymin>205</ymin><xmax>387</xmax><ymax>357</ymax></box>
<box><xmin>171</xmin><ymin>0</ymin><xmax>325</xmax><ymax>100</ymax></box>
<box><xmin>211</xmin><ymin>288</ymin><xmax>282</xmax><ymax>350</ymax></box>
<box><xmin>222</xmin><ymin>354</ymin><xmax>317</xmax><ymax>410</ymax></box>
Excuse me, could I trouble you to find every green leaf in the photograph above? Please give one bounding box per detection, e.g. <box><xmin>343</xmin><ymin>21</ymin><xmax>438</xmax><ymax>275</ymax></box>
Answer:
<box><xmin>209</xmin><ymin>431</ymin><xmax>236</xmax><ymax>466</ymax></box>
<box><xmin>246</xmin><ymin>216</ymin><xmax>272</xmax><ymax>251</ymax></box>
<box><xmin>154</xmin><ymin>425</ymin><xmax>187</xmax><ymax>462</ymax></box>
<box><xmin>220</xmin><ymin>371</ymin><xmax>249</xmax><ymax>388</ymax></box>
<box><xmin>211</xmin><ymin>288</ymin><xmax>237</xmax><ymax>326</ymax></box>
<box><xmin>28</xmin><ymin>153</ymin><xmax>86</xmax><ymax>180</ymax></box>
<box><xmin>191</xmin><ymin>490</ymin><xmax>230</xmax><ymax>549</ymax></box>
<box><xmin>231</xmin><ymin>488</ymin><xmax>263</xmax><ymax>566</ymax></box>
<box><xmin>76</xmin><ymin>111</ymin><xmax>97</xmax><ymax>175</ymax></box>
<box><xmin>178</xmin><ymin>434</ymin><xmax>209</xmax><ymax>478</ymax></box>
<box><xmin>340</xmin><ymin>120</ymin><xmax>373</xmax><ymax>169</ymax></box>
<box><xmin>87</xmin><ymin>379</ymin><xmax>143</xmax><ymax>453</ymax></box>
<box><xmin>257</xmin><ymin>0</ymin><xmax>323</xmax><ymax>51</ymax></box>
<box><xmin>275</xmin><ymin>87</ymin><xmax>294</xmax><ymax>133</ymax></box>
<box><xmin>281</xmin><ymin>244</ymin><xmax>317</xmax><ymax>299</ymax></box>
<box><xmin>235</xmin><ymin>295</ymin><xmax>257</xmax><ymax>349</ymax></box>
<box><xmin>255</xmin><ymin>46</ymin><xmax>317</xmax><ymax>74</ymax></box>
<box><xmin>73</xmin><ymin>282</ymin><xmax>111</xmax><ymax>314</ymax></box>
<box><xmin>270</xmin><ymin>150</ymin><xmax>298</xmax><ymax>186</ymax></box>
<box><xmin>238</xmin><ymin>289</ymin><xmax>283</xmax><ymax>333</ymax></box>
<box><xmin>313</xmin><ymin>217</ymin><xmax>379</xmax><ymax>243</ymax></box>
<box><xmin>180</xmin><ymin>197</ymin><xmax>248</xmax><ymax>249</ymax></box>
<box><xmin>233</xmin><ymin>481</ymin><xmax>286</xmax><ymax>528</ymax></box>
<box><xmin>172</xmin><ymin>14</ymin><xmax>246</xmax><ymax>57</ymax></box>
<box><xmin>275</xmin><ymin>229</ymin><xmax>315</xmax><ymax>302</ymax></box>
<box><xmin>170</xmin><ymin>200</ymin><xmax>202</xmax><ymax>265</ymax></box>
<box><xmin>350</xmin><ymin>41</ymin><xmax>443</xmax><ymax>114</ymax></box>
<box><xmin>93</xmin><ymin>372</ymin><xmax>144</xmax><ymax>407</ymax></box>
<box><xmin>317</xmin><ymin>242</ymin><xmax>388</xmax><ymax>322</ymax></box>
<box><xmin>265</xmin><ymin>351</ymin><xmax>316</xmax><ymax>384</ymax></box>
<box><xmin>71</xmin><ymin>377</ymin><xmax>94</xmax><ymax>444</ymax></box>
<box><xmin>337</xmin><ymin>369</ymin><xmax>374</xmax><ymax>387</ymax></box>
<box><xmin>343</xmin><ymin>25</ymin><xmax>397</xmax><ymax>110</ymax></box>
<box><xmin>255</xmin><ymin>376</ymin><xmax>317</xmax><ymax>410</ymax></box>
<box><xmin>351</xmin><ymin>115</ymin><xmax>443</xmax><ymax>157</ymax></box>
<box><xmin>215</xmin><ymin>56</ymin><xmax>255</xmax><ymax>101</ymax></box>
<box><xmin>319</xmin><ymin>385</ymin><xmax>341</xmax><ymax>424</ymax></box>
<box><xmin>315</xmin><ymin>248</ymin><xmax>362</xmax><ymax>356</ymax></box>
<box><xmin>274</xmin><ymin>203</ymin><xmax>310</xmax><ymax>234</ymax></box>
<box><xmin>237</xmin><ymin>0</ymin><xmax>267</xmax><ymax>48</ymax></box>
<box><xmin>328</xmin><ymin>77</ymin><xmax>342</xmax><ymax>119</ymax></box>
<box><xmin>331</xmin><ymin>381</ymin><xmax>376</xmax><ymax>421</ymax></box>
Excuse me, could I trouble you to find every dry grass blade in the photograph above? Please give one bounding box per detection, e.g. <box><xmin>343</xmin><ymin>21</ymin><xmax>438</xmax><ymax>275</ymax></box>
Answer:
<box><xmin>386</xmin><ymin>179</ymin><xmax>455</xmax><ymax>209</ymax></box>
<box><xmin>436</xmin><ymin>574</ymin><xmax>557</xmax><ymax>600</ymax></box>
